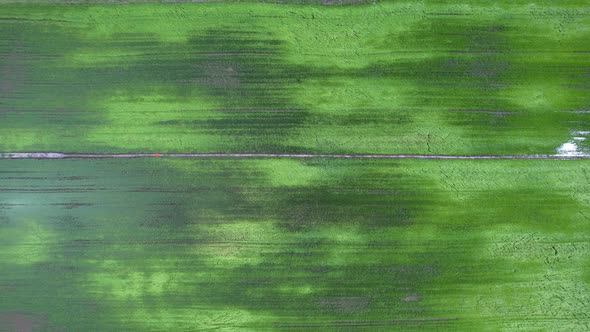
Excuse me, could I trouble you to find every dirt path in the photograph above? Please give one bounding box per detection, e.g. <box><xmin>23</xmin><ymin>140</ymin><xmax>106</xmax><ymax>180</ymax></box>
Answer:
<box><xmin>1</xmin><ymin>152</ymin><xmax>588</xmax><ymax>160</ymax></box>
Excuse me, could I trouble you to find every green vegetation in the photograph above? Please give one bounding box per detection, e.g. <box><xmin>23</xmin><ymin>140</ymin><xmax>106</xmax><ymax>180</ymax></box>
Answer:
<box><xmin>1</xmin><ymin>2</ymin><xmax>589</xmax><ymax>154</ymax></box>
<box><xmin>1</xmin><ymin>158</ymin><xmax>589</xmax><ymax>330</ymax></box>
<box><xmin>1</xmin><ymin>1</ymin><xmax>590</xmax><ymax>331</ymax></box>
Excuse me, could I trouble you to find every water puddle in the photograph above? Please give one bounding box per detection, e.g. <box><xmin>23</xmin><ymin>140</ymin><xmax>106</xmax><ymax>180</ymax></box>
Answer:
<box><xmin>556</xmin><ymin>131</ymin><xmax>589</xmax><ymax>156</ymax></box>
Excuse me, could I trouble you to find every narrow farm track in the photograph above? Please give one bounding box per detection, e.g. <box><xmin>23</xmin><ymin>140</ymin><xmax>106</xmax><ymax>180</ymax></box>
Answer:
<box><xmin>1</xmin><ymin>152</ymin><xmax>590</xmax><ymax>160</ymax></box>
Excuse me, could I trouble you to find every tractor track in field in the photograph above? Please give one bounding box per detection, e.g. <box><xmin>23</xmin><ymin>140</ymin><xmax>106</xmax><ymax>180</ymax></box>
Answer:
<box><xmin>1</xmin><ymin>152</ymin><xmax>588</xmax><ymax>160</ymax></box>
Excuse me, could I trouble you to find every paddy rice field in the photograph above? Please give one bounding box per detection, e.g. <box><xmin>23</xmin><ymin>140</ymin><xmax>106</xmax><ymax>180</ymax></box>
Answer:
<box><xmin>1</xmin><ymin>1</ymin><xmax>589</xmax><ymax>330</ymax></box>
